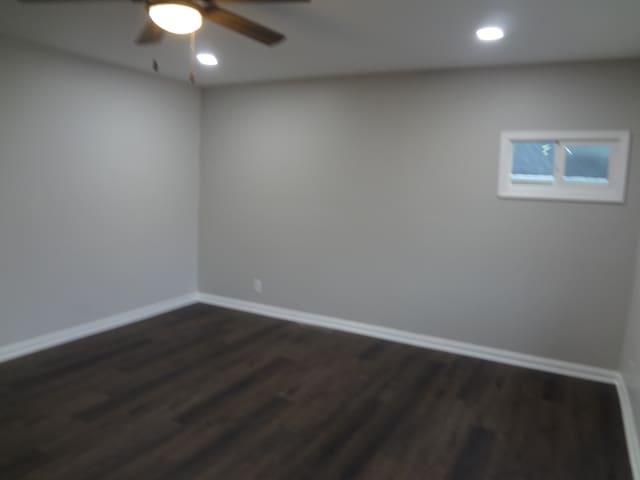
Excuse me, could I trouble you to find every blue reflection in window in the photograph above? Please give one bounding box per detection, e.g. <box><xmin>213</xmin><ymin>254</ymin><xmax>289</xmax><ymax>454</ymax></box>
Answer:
<box><xmin>564</xmin><ymin>145</ymin><xmax>610</xmax><ymax>184</ymax></box>
<box><xmin>511</xmin><ymin>141</ymin><xmax>555</xmax><ymax>184</ymax></box>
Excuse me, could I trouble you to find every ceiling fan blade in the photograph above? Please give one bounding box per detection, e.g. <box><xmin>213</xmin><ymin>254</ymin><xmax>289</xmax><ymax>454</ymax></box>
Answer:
<box><xmin>203</xmin><ymin>6</ymin><xmax>285</xmax><ymax>45</ymax></box>
<box><xmin>215</xmin><ymin>0</ymin><xmax>309</xmax><ymax>3</ymax></box>
<box><xmin>18</xmin><ymin>0</ymin><xmax>138</xmax><ymax>2</ymax></box>
<box><xmin>136</xmin><ymin>20</ymin><xmax>164</xmax><ymax>45</ymax></box>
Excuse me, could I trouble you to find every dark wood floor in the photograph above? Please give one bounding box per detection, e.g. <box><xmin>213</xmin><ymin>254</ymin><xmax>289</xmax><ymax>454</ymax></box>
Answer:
<box><xmin>0</xmin><ymin>304</ymin><xmax>632</xmax><ymax>479</ymax></box>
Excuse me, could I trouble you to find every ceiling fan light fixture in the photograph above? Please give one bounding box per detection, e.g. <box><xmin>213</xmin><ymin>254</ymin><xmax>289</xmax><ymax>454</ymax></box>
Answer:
<box><xmin>149</xmin><ymin>2</ymin><xmax>203</xmax><ymax>35</ymax></box>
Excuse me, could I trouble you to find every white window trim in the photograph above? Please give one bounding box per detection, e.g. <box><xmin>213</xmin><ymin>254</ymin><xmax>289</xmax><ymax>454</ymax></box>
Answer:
<box><xmin>498</xmin><ymin>130</ymin><xmax>631</xmax><ymax>203</ymax></box>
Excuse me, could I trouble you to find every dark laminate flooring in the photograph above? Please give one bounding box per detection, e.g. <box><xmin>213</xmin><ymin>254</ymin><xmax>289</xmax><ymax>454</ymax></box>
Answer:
<box><xmin>0</xmin><ymin>304</ymin><xmax>632</xmax><ymax>479</ymax></box>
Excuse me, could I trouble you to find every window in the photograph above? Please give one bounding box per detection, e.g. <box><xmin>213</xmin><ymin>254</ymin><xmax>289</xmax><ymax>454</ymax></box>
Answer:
<box><xmin>498</xmin><ymin>130</ymin><xmax>630</xmax><ymax>203</ymax></box>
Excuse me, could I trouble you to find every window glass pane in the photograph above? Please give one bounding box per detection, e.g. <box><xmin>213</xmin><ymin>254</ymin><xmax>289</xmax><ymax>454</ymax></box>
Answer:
<box><xmin>511</xmin><ymin>141</ymin><xmax>555</xmax><ymax>184</ymax></box>
<box><xmin>564</xmin><ymin>144</ymin><xmax>610</xmax><ymax>184</ymax></box>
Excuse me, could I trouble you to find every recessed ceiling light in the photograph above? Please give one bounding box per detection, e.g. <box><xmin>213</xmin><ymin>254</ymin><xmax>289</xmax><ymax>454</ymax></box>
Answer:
<box><xmin>149</xmin><ymin>2</ymin><xmax>203</xmax><ymax>35</ymax></box>
<box><xmin>197</xmin><ymin>53</ymin><xmax>219</xmax><ymax>67</ymax></box>
<box><xmin>476</xmin><ymin>26</ymin><xmax>505</xmax><ymax>42</ymax></box>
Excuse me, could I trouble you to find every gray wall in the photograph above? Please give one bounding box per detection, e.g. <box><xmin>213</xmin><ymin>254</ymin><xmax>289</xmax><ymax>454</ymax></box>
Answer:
<box><xmin>621</xmin><ymin>237</ymin><xmax>640</xmax><ymax>439</ymax></box>
<box><xmin>0</xmin><ymin>37</ymin><xmax>200</xmax><ymax>346</ymax></box>
<box><xmin>200</xmin><ymin>61</ymin><xmax>640</xmax><ymax>368</ymax></box>
<box><xmin>2</xmin><ymin>35</ymin><xmax>638</xmax><ymax>370</ymax></box>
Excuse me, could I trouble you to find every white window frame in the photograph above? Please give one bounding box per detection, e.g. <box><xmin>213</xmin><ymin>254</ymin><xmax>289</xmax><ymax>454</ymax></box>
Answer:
<box><xmin>498</xmin><ymin>130</ymin><xmax>631</xmax><ymax>203</ymax></box>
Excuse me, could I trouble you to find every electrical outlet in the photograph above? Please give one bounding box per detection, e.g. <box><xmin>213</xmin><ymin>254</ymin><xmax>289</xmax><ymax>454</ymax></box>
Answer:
<box><xmin>253</xmin><ymin>278</ymin><xmax>263</xmax><ymax>294</ymax></box>
<box><xmin>630</xmin><ymin>359</ymin><xmax>637</xmax><ymax>369</ymax></box>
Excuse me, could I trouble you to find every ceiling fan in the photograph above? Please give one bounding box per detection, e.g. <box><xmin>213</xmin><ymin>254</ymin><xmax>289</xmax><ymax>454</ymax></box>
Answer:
<box><xmin>18</xmin><ymin>0</ymin><xmax>309</xmax><ymax>46</ymax></box>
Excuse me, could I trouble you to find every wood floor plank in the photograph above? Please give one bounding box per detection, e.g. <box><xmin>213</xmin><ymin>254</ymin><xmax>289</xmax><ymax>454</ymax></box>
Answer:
<box><xmin>0</xmin><ymin>304</ymin><xmax>633</xmax><ymax>479</ymax></box>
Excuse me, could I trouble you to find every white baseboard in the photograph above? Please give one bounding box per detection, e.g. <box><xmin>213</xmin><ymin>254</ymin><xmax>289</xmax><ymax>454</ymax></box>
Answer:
<box><xmin>0</xmin><ymin>290</ymin><xmax>636</xmax><ymax>477</ymax></box>
<box><xmin>199</xmin><ymin>292</ymin><xmax>640</xmax><ymax>477</ymax></box>
<box><xmin>617</xmin><ymin>374</ymin><xmax>640</xmax><ymax>480</ymax></box>
<box><xmin>196</xmin><ymin>292</ymin><xmax>618</xmax><ymax>385</ymax></box>
<box><xmin>0</xmin><ymin>293</ymin><xmax>198</xmax><ymax>363</ymax></box>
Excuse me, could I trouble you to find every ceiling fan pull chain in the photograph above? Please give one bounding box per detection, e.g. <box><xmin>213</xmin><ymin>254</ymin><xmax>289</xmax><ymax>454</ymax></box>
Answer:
<box><xmin>189</xmin><ymin>31</ymin><xmax>196</xmax><ymax>85</ymax></box>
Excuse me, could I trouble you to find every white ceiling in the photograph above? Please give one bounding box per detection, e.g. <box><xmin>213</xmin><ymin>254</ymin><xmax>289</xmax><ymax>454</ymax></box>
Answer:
<box><xmin>0</xmin><ymin>0</ymin><xmax>639</xmax><ymax>86</ymax></box>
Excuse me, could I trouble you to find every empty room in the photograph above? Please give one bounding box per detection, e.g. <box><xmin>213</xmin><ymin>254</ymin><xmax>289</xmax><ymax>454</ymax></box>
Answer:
<box><xmin>1</xmin><ymin>0</ymin><xmax>639</xmax><ymax>478</ymax></box>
